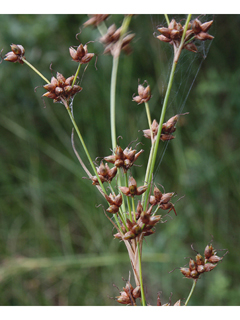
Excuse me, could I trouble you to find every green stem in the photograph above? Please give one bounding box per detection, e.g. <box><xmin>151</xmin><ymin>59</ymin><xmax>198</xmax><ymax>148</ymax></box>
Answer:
<box><xmin>143</xmin><ymin>60</ymin><xmax>177</xmax><ymax>210</ymax></box>
<box><xmin>97</xmin><ymin>22</ymin><xmax>108</xmax><ymax>37</ymax></box>
<box><xmin>143</xmin><ymin>14</ymin><xmax>192</xmax><ymax>210</ymax></box>
<box><xmin>137</xmin><ymin>241</ymin><xmax>146</xmax><ymax>306</ymax></box>
<box><xmin>164</xmin><ymin>14</ymin><xmax>170</xmax><ymax>26</ymax></box>
<box><xmin>132</xmin><ymin>197</ymin><xmax>136</xmax><ymax>221</ymax></box>
<box><xmin>144</xmin><ymin>101</ymin><xmax>152</xmax><ymax>141</ymax></box>
<box><xmin>22</xmin><ymin>58</ymin><xmax>50</xmax><ymax>84</ymax></box>
<box><xmin>72</xmin><ymin>63</ymin><xmax>81</xmax><ymax>87</ymax></box>
<box><xmin>125</xmin><ymin>174</ymin><xmax>132</xmax><ymax>222</ymax></box>
<box><xmin>185</xmin><ymin>279</ymin><xmax>197</xmax><ymax>306</ymax></box>
<box><xmin>65</xmin><ymin>105</ymin><xmax>106</xmax><ymax>194</ymax></box>
<box><xmin>110</xmin><ymin>15</ymin><xmax>132</xmax><ymax>151</ymax></box>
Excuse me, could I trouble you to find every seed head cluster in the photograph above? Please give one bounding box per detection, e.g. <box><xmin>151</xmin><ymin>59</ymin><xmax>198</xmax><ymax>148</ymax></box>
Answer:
<box><xmin>143</xmin><ymin>113</ymin><xmax>189</xmax><ymax>142</ymax></box>
<box><xmin>157</xmin><ymin>18</ymin><xmax>214</xmax><ymax>53</ymax></box>
<box><xmin>180</xmin><ymin>243</ymin><xmax>228</xmax><ymax>280</ymax></box>
<box><xmin>100</xmin><ymin>24</ymin><xmax>135</xmax><ymax>57</ymax></box>
<box><xmin>42</xmin><ymin>72</ymin><xmax>82</xmax><ymax>103</ymax></box>
<box><xmin>4</xmin><ymin>44</ymin><xmax>25</xmax><ymax>64</ymax></box>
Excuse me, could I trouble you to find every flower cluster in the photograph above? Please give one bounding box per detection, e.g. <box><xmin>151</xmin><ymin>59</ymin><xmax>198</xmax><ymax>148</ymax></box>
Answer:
<box><xmin>91</xmin><ymin>161</ymin><xmax>117</xmax><ymax>185</ymax></box>
<box><xmin>83</xmin><ymin>14</ymin><xmax>109</xmax><ymax>28</ymax></box>
<box><xmin>132</xmin><ymin>82</ymin><xmax>151</xmax><ymax>104</ymax></box>
<box><xmin>149</xmin><ymin>185</ymin><xmax>178</xmax><ymax>216</ymax></box>
<box><xmin>42</xmin><ymin>72</ymin><xmax>82</xmax><ymax>103</ymax></box>
<box><xmin>104</xmin><ymin>145</ymin><xmax>144</xmax><ymax>173</ymax></box>
<box><xmin>104</xmin><ymin>193</ymin><xmax>122</xmax><ymax>214</ymax></box>
<box><xmin>157</xmin><ymin>292</ymin><xmax>181</xmax><ymax>306</ymax></box>
<box><xmin>180</xmin><ymin>243</ymin><xmax>228</xmax><ymax>280</ymax></box>
<box><xmin>100</xmin><ymin>24</ymin><xmax>135</xmax><ymax>57</ymax></box>
<box><xmin>114</xmin><ymin>201</ymin><xmax>162</xmax><ymax>241</ymax></box>
<box><xmin>143</xmin><ymin>113</ymin><xmax>189</xmax><ymax>143</ymax></box>
<box><xmin>69</xmin><ymin>43</ymin><xmax>94</xmax><ymax>64</ymax></box>
<box><xmin>115</xmin><ymin>281</ymin><xmax>141</xmax><ymax>305</ymax></box>
<box><xmin>119</xmin><ymin>176</ymin><xmax>147</xmax><ymax>198</ymax></box>
<box><xmin>4</xmin><ymin>44</ymin><xmax>25</xmax><ymax>64</ymax></box>
<box><xmin>157</xmin><ymin>18</ymin><xmax>214</xmax><ymax>53</ymax></box>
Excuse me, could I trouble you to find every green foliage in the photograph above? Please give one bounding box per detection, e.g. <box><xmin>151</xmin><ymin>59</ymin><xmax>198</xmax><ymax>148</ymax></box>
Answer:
<box><xmin>0</xmin><ymin>14</ymin><xmax>239</xmax><ymax>306</ymax></box>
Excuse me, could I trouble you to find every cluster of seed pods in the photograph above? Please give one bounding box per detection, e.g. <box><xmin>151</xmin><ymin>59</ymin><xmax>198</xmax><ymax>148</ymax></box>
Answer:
<box><xmin>157</xmin><ymin>18</ymin><xmax>214</xmax><ymax>53</ymax></box>
<box><xmin>115</xmin><ymin>281</ymin><xmax>141</xmax><ymax>305</ymax></box>
<box><xmin>180</xmin><ymin>243</ymin><xmax>228</xmax><ymax>280</ymax></box>
<box><xmin>42</xmin><ymin>72</ymin><xmax>82</xmax><ymax>103</ymax></box>
<box><xmin>143</xmin><ymin>113</ymin><xmax>189</xmax><ymax>142</ymax></box>
<box><xmin>114</xmin><ymin>200</ymin><xmax>162</xmax><ymax>241</ymax></box>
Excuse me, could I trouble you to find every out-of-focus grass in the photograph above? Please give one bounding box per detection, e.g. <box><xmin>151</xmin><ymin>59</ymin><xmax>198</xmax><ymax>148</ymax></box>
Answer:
<box><xmin>0</xmin><ymin>14</ymin><xmax>239</xmax><ymax>306</ymax></box>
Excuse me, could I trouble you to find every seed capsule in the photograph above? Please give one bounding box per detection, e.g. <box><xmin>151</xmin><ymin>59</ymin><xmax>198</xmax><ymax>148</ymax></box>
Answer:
<box><xmin>132</xmin><ymin>286</ymin><xmax>141</xmax><ymax>299</ymax></box>
<box><xmin>204</xmin><ymin>263</ymin><xmax>217</xmax><ymax>272</ymax></box>
<box><xmin>180</xmin><ymin>267</ymin><xmax>191</xmax><ymax>278</ymax></box>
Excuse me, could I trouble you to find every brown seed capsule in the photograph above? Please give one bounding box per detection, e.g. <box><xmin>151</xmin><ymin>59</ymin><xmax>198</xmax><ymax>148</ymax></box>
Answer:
<box><xmin>4</xmin><ymin>52</ymin><xmax>18</xmax><ymax>62</ymax></box>
<box><xmin>204</xmin><ymin>244</ymin><xmax>215</xmax><ymax>259</ymax></box>
<box><xmin>190</xmin><ymin>270</ymin><xmax>199</xmax><ymax>279</ymax></box>
<box><xmin>132</xmin><ymin>286</ymin><xmax>141</xmax><ymax>299</ymax></box>
<box><xmin>140</xmin><ymin>211</ymin><xmax>150</xmax><ymax>224</ymax></box>
<box><xmin>148</xmin><ymin>215</ymin><xmax>162</xmax><ymax>225</ymax></box>
<box><xmin>204</xmin><ymin>263</ymin><xmax>217</xmax><ymax>272</ymax></box>
<box><xmin>116</xmin><ymin>291</ymin><xmax>131</xmax><ymax>305</ymax></box>
<box><xmin>189</xmin><ymin>258</ymin><xmax>197</xmax><ymax>271</ymax></box>
<box><xmin>208</xmin><ymin>255</ymin><xmax>223</xmax><ymax>264</ymax></box>
<box><xmin>123</xmin><ymin>230</ymin><xmax>136</xmax><ymax>240</ymax></box>
<box><xmin>197</xmin><ymin>264</ymin><xmax>205</xmax><ymax>273</ymax></box>
<box><xmin>196</xmin><ymin>253</ymin><xmax>205</xmax><ymax>266</ymax></box>
<box><xmin>180</xmin><ymin>267</ymin><xmax>191</xmax><ymax>278</ymax></box>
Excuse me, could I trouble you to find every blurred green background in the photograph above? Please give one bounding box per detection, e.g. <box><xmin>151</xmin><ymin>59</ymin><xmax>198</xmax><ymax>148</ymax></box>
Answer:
<box><xmin>0</xmin><ymin>14</ymin><xmax>239</xmax><ymax>306</ymax></box>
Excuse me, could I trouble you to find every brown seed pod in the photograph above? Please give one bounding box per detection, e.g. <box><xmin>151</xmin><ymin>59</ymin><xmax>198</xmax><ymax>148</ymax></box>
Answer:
<box><xmin>204</xmin><ymin>263</ymin><xmax>217</xmax><ymax>272</ymax></box>
<box><xmin>132</xmin><ymin>286</ymin><xmax>141</xmax><ymax>299</ymax></box>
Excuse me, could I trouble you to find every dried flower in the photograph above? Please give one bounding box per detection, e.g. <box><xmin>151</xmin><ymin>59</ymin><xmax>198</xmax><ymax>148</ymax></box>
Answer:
<box><xmin>69</xmin><ymin>43</ymin><xmax>94</xmax><ymax>64</ymax></box>
<box><xmin>104</xmin><ymin>192</ymin><xmax>122</xmax><ymax>214</ymax></box>
<box><xmin>100</xmin><ymin>24</ymin><xmax>135</xmax><ymax>57</ymax></box>
<box><xmin>119</xmin><ymin>176</ymin><xmax>147</xmax><ymax>198</ymax></box>
<box><xmin>149</xmin><ymin>185</ymin><xmax>178</xmax><ymax>215</ymax></box>
<box><xmin>157</xmin><ymin>18</ymin><xmax>214</xmax><ymax>53</ymax></box>
<box><xmin>143</xmin><ymin>113</ymin><xmax>189</xmax><ymax>142</ymax></box>
<box><xmin>104</xmin><ymin>145</ymin><xmax>143</xmax><ymax>173</ymax></box>
<box><xmin>42</xmin><ymin>72</ymin><xmax>82</xmax><ymax>103</ymax></box>
<box><xmin>132</xmin><ymin>82</ymin><xmax>151</xmax><ymax>104</ymax></box>
<box><xmin>191</xmin><ymin>19</ymin><xmax>214</xmax><ymax>41</ymax></box>
<box><xmin>91</xmin><ymin>161</ymin><xmax>117</xmax><ymax>185</ymax></box>
<box><xmin>115</xmin><ymin>280</ymin><xmax>141</xmax><ymax>305</ymax></box>
<box><xmin>4</xmin><ymin>44</ymin><xmax>25</xmax><ymax>64</ymax></box>
<box><xmin>83</xmin><ymin>14</ymin><xmax>109</xmax><ymax>28</ymax></box>
<box><xmin>180</xmin><ymin>243</ymin><xmax>228</xmax><ymax>280</ymax></box>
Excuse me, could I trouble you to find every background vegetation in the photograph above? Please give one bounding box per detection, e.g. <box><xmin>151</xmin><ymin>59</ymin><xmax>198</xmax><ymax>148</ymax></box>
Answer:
<box><xmin>0</xmin><ymin>14</ymin><xmax>239</xmax><ymax>306</ymax></box>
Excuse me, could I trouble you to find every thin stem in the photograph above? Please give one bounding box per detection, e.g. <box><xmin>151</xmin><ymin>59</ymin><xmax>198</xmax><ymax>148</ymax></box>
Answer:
<box><xmin>137</xmin><ymin>241</ymin><xmax>146</xmax><ymax>306</ymax></box>
<box><xmin>185</xmin><ymin>279</ymin><xmax>197</xmax><ymax>306</ymax></box>
<box><xmin>164</xmin><ymin>14</ymin><xmax>170</xmax><ymax>26</ymax></box>
<box><xmin>143</xmin><ymin>60</ymin><xmax>177</xmax><ymax>210</ymax></box>
<box><xmin>72</xmin><ymin>63</ymin><xmax>81</xmax><ymax>87</ymax></box>
<box><xmin>97</xmin><ymin>22</ymin><xmax>108</xmax><ymax>37</ymax></box>
<box><xmin>110</xmin><ymin>56</ymin><xmax>119</xmax><ymax>151</ymax></box>
<box><xmin>22</xmin><ymin>58</ymin><xmax>50</xmax><ymax>84</ymax></box>
<box><xmin>132</xmin><ymin>197</ymin><xmax>136</xmax><ymax>222</ymax></box>
<box><xmin>65</xmin><ymin>104</ymin><xmax>106</xmax><ymax>194</ymax></box>
<box><xmin>125</xmin><ymin>173</ymin><xmax>132</xmax><ymax>222</ymax></box>
<box><xmin>144</xmin><ymin>101</ymin><xmax>153</xmax><ymax>142</ymax></box>
<box><xmin>110</xmin><ymin>15</ymin><xmax>132</xmax><ymax>151</ymax></box>
<box><xmin>143</xmin><ymin>14</ymin><xmax>192</xmax><ymax>210</ymax></box>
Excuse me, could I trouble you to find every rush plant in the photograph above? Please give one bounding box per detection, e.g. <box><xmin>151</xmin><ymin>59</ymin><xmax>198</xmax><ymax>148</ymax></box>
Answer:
<box><xmin>2</xmin><ymin>14</ymin><xmax>228</xmax><ymax>306</ymax></box>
